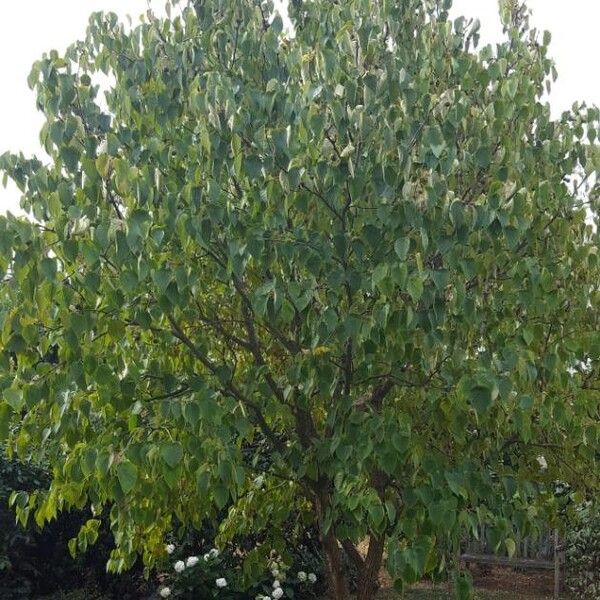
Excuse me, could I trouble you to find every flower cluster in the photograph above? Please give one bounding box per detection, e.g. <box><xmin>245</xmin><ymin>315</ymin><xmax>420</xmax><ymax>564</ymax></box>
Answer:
<box><xmin>157</xmin><ymin>543</ymin><xmax>227</xmax><ymax>598</ymax></box>
<box><xmin>254</xmin><ymin>559</ymin><xmax>317</xmax><ymax>600</ymax></box>
<box><xmin>204</xmin><ymin>547</ymin><xmax>220</xmax><ymax>561</ymax></box>
<box><xmin>158</xmin><ymin>542</ymin><xmax>318</xmax><ymax>599</ymax></box>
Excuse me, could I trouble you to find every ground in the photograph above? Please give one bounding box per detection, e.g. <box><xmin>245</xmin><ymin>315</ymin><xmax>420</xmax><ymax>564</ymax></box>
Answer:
<box><xmin>40</xmin><ymin>566</ymin><xmax>565</xmax><ymax>599</ymax></box>
<box><xmin>386</xmin><ymin>591</ymin><xmax>554</xmax><ymax>599</ymax></box>
<box><xmin>371</xmin><ymin>564</ymin><xmax>564</xmax><ymax>599</ymax></box>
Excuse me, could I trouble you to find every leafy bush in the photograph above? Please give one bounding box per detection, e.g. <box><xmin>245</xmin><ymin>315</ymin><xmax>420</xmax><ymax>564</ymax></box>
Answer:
<box><xmin>154</xmin><ymin>517</ymin><xmax>330</xmax><ymax>599</ymax></box>
<box><xmin>565</xmin><ymin>504</ymin><xmax>600</xmax><ymax>600</ymax></box>
<box><xmin>1</xmin><ymin>448</ymin><xmax>329</xmax><ymax>599</ymax></box>
<box><xmin>0</xmin><ymin>452</ymin><xmax>149</xmax><ymax>599</ymax></box>
<box><xmin>156</xmin><ymin>542</ymin><xmax>321</xmax><ymax>599</ymax></box>
<box><xmin>0</xmin><ymin>452</ymin><xmax>50</xmax><ymax>599</ymax></box>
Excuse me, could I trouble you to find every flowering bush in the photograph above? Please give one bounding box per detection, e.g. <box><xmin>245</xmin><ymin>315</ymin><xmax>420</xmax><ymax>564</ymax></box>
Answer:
<box><xmin>156</xmin><ymin>543</ymin><xmax>319</xmax><ymax>600</ymax></box>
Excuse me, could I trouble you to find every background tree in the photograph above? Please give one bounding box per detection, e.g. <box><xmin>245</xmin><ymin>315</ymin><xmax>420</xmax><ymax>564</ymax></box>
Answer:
<box><xmin>1</xmin><ymin>0</ymin><xmax>600</xmax><ymax>598</ymax></box>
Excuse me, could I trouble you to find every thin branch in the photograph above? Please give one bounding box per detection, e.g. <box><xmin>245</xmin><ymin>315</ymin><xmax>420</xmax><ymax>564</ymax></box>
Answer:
<box><xmin>168</xmin><ymin>314</ymin><xmax>287</xmax><ymax>453</ymax></box>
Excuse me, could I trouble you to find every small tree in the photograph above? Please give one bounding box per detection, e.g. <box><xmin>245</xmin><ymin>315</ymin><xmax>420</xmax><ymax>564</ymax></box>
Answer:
<box><xmin>1</xmin><ymin>1</ymin><xmax>599</xmax><ymax>598</ymax></box>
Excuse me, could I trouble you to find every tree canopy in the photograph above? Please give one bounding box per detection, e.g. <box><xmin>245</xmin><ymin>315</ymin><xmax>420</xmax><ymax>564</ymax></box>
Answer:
<box><xmin>1</xmin><ymin>1</ymin><xmax>599</xmax><ymax>598</ymax></box>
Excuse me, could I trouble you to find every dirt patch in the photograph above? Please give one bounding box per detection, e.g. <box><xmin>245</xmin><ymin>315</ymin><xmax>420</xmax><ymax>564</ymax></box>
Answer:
<box><xmin>376</xmin><ymin>565</ymin><xmax>558</xmax><ymax>598</ymax></box>
<box><xmin>404</xmin><ymin>565</ymin><xmax>557</xmax><ymax>598</ymax></box>
<box><xmin>468</xmin><ymin>565</ymin><xmax>555</xmax><ymax>596</ymax></box>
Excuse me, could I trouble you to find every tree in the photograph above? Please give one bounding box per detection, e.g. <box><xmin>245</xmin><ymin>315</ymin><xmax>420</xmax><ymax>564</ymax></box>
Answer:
<box><xmin>1</xmin><ymin>0</ymin><xmax>599</xmax><ymax>598</ymax></box>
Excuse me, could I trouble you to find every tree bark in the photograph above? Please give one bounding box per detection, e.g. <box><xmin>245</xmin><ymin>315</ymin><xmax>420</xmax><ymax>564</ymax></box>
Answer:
<box><xmin>355</xmin><ymin>534</ymin><xmax>385</xmax><ymax>600</ymax></box>
<box><xmin>355</xmin><ymin>467</ymin><xmax>388</xmax><ymax>600</ymax></box>
<box><xmin>322</xmin><ymin>526</ymin><xmax>350</xmax><ymax>600</ymax></box>
<box><xmin>342</xmin><ymin>538</ymin><xmax>365</xmax><ymax>572</ymax></box>
<box><xmin>313</xmin><ymin>478</ymin><xmax>349</xmax><ymax>600</ymax></box>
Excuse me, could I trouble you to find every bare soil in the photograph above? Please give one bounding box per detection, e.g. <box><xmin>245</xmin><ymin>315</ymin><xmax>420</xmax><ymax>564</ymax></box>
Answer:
<box><xmin>378</xmin><ymin>565</ymin><xmax>562</xmax><ymax>599</ymax></box>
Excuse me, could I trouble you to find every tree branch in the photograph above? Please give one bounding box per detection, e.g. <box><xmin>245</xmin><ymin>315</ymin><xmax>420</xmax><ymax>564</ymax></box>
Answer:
<box><xmin>168</xmin><ymin>314</ymin><xmax>286</xmax><ymax>453</ymax></box>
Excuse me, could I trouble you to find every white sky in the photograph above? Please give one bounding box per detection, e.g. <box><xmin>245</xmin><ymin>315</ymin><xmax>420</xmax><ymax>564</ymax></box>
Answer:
<box><xmin>1</xmin><ymin>0</ymin><xmax>599</xmax><ymax>215</ymax></box>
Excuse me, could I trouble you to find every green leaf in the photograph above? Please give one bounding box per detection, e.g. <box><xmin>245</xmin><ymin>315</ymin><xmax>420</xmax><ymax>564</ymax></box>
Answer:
<box><xmin>469</xmin><ymin>385</ymin><xmax>494</xmax><ymax>416</ymax></box>
<box><xmin>4</xmin><ymin>387</ymin><xmax>23</xmax><ymax>411</ymax></box>
<box><xmin>213</xmin><ymin>484</ymin><xmax>229</xmax><ymax>509</ymax></box>
<box><xmin>424</xmin><ymin>125</ymin><xmax>446</xmax><ymax>158</ymax></box>
<box><xmin>116</xmin><ymin>461</ymin><xmax>138</xmax><ymax>494</ymax></box>
<box><xmin>394</xmin><ymin>238</ymin><xmax>410</xmax><ymax>260</ymax></box>
<box><xmin>474</xmin><ymin>146</ymin><xmax>491</xmax><ymax>168</ymax></box>
<box><xmin>372</xmin><ymin>263</ymin><xmax>389</xmax><ymax>290</ymax></box>
<box><xmin>40</xmin><ymin>257</ymin><xmax>57</xmax><ymax>281</ymax></box>
<box><xmin>519</xmin><ymin>394</ymin><xmax>534</xmax><ymax>410</ymax></box>
<box><xmin>453</xmin><ymin>571</ymin><xmax>474</xmax><ymax>600</ymax></box>
<box><xmin>431</xmin><ymin>269</ymin><xmax>449</xmax><ymax>290</ymax></box>
<box><xmin>160</xmin><ymin>442</ymin><xmax>183</xmax><ymax>468</ymax></box>
<box><xmin>80</xmin><ymin>448</ymin><xmax>97</xmax><ymax>477</ymax></box>
<box><xmin>0</xmin><ymin>402</ymin><xmax>12</xmax><ymax>442</ymax></box>
<box><xmin>407</xmin><ymin>274</ymin><xmax>423</xmax><ymax>303</ymax></box>
<box><xmin>96</xmin><ymin>154</ymin><xmax>110</xmax><ymax>178</ymax></box>
<box><xmin>183</xmin><ymin>401</ymin><xmax>200</xmax><ymax>426</ymax></box>
<box><xmin>368</xmin><ymin>499</ymin><xmax>385</xmax><ymax>529</ymax></box>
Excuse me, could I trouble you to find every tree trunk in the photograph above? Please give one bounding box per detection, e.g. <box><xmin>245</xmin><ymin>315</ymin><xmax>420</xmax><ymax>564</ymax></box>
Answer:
<box><xmin>321</xmin><ymin>526</ymin><xmax>350</xmax><ymax>600</ymax></box>
<box><xmin>313</xmin><ymin>478</ymin><xmax>349</xmax><ymax>600</ymax></box>
<box><xmin>355</xmin><ymin>534</ymin><xmax>385</xmax><ymax>600</ymax></box>
<box><xmin>355</xmin><ymin>468</ymin><xmax>388</xmax><ymax>600</ymax></box>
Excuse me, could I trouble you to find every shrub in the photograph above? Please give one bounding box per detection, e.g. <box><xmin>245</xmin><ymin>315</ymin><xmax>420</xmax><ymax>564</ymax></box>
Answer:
<box><xmin>0</xmin><ymin>452</ymin><xmax>49</xmax><ymax>599</ymax></box>
<box><xmin>155</xmin><ymin>518</ymin><xmax>330</xmax><ymax>599</ymax></box>
<box><xmin>565</xmin><ymin>504</ymin><xmax>600</xmax><ymax>600</ymax></box>
<box><xmin>0</xmin><ymin>452</ymin><xmax>148</xmax><ymax>599</ymax></box>
<box><xmin>156</xmin><ymin>542</ymin><xmax>321</xmax><ymax>599</ymax></box>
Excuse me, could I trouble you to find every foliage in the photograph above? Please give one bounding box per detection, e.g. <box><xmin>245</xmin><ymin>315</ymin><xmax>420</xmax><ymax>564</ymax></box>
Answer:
<box><xmin>1</xmin><ymin>0</ymin><xmax>599</xmax><ymax>599</ymax></box>
<box><xmin>0</xmin><ymin>452</ymin><xmax>49</xmax><ymax>599</ymax></box>
<box><xmin>565</xmin><ymin>504</ymin><xmax>600</xmax><ymax>600</ymax></box>
<box><xmin>157</xmin><ymin>543</ymin><xmax>320</xmax><ymax>599</ymax></box>
<box><xmin>155</xmin><ymin>518</ymin><xmax>327</xmax><ymax>599</ymax></box>
<box><xmin>40</xmin><ymin>590</ymin><xmax>111</xmax><ymax>600</ymax></box>
<box><xmin>0</xmin><ymin>452</ymin><xmax>148</xmax><ymax>599</ymax></box>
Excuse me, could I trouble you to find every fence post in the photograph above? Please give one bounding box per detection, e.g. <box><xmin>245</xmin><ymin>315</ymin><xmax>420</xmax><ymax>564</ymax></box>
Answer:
<box><xmin>553</xmin><ymin>529</ymin><xmax>560</xmax><ymax>599</ymax></box>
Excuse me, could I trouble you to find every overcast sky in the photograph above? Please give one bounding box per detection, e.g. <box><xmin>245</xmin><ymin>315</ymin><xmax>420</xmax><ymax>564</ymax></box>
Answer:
<box><xmin>1</xmin><ymin>0</ymin><xmax>599</xmax><ymax>215</ymax></box>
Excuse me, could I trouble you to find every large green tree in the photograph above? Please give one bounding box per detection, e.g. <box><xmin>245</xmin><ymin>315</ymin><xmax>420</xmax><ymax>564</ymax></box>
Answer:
<box><xmin>1</xmin><ymin>0</ymin><xmax>599</xmax><ymax>598</ymax></box>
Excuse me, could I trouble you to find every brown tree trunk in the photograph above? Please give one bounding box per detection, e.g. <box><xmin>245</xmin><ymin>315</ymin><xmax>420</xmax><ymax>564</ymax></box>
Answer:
<box><xmin>313</xmin><ymin>477</ymin><xmax>349</xmax><ymax>600</ymax></box>
<box><xmin>355</xmin><ymin>534</ymin><xmax>385</xmax><ymax>600</ymax></box>
<box><xmin>322</xmin><ymin>526</ymin><xmax>350</xmax><ymax>600</ymax></box>
<box><xmin>355</xmin><ymin>468</ymin><xmax>388</xmax><ymax>600</ymax></box>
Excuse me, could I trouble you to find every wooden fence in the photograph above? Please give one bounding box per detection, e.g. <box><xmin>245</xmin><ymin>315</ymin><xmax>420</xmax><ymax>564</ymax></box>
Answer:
<box><xmin>459</xmin><ymin>527</ymin><xmax>565</xmax><ymax>599</ymax></box>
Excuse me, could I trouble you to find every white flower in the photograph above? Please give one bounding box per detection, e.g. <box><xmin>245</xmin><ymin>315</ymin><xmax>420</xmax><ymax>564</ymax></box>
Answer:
<box><xmin>272</xmin><ymin>589</ymin><xmax>284</xmax><ymax>600</ymax></box>
<box><xmin>165</xmin><ymin>543</ymin><xmax>175</xmax><ymax>555</ymax></box>
<box><xmin>159</xmin><ymin>587</ymin><xmax>172</xmax><ymax>598</ymax></box>
<box><xmin>308</xmin><ymin>573</ymin><xmax>317</xmax><ymax>584</ymax></box>
<box><xmin>297</xmin><ymin>571</ymin><xmax>307</xmax><ymax>582</ymax></box>
<box><xmin>186</xmin><ymin>555</ymin><xmax>200</xmax><ymax>567</ymax></box>
<box><xmin>174</xmin><ymin>560</ymin><xmax>185</xmax><ymax>573</ymax></box>
<box><xmin>97</xmin><ymin>139</ymin><xmax>108</xmax><ymax>155</ymax></box>
<box><xmin>216</xmin><ymin>577</ymin><xmax>227</xmax><ymax>588</ymax></box>
<box><xmin>204</xmin><ymin>553</ymin><xmax>210</xmax><ymax>561</ymax></box>
<box><xmin>209</xmin><ymin>548</ymin><xmax>220</xmax><ymax>558</ymax></box>
<box><xmin>537</xmin><ymin>455</ymin><xmax>548</xmax><ymax>470</ymax></box>
<box><xmin>272</xmin><ymin>579</ymin><xmax>281</xmax><ymax>589</ymax></box>
<box><xmin>271</xmin><ymin>569</ymin><xmax>280</xmax><ymax>578</ymax></box>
